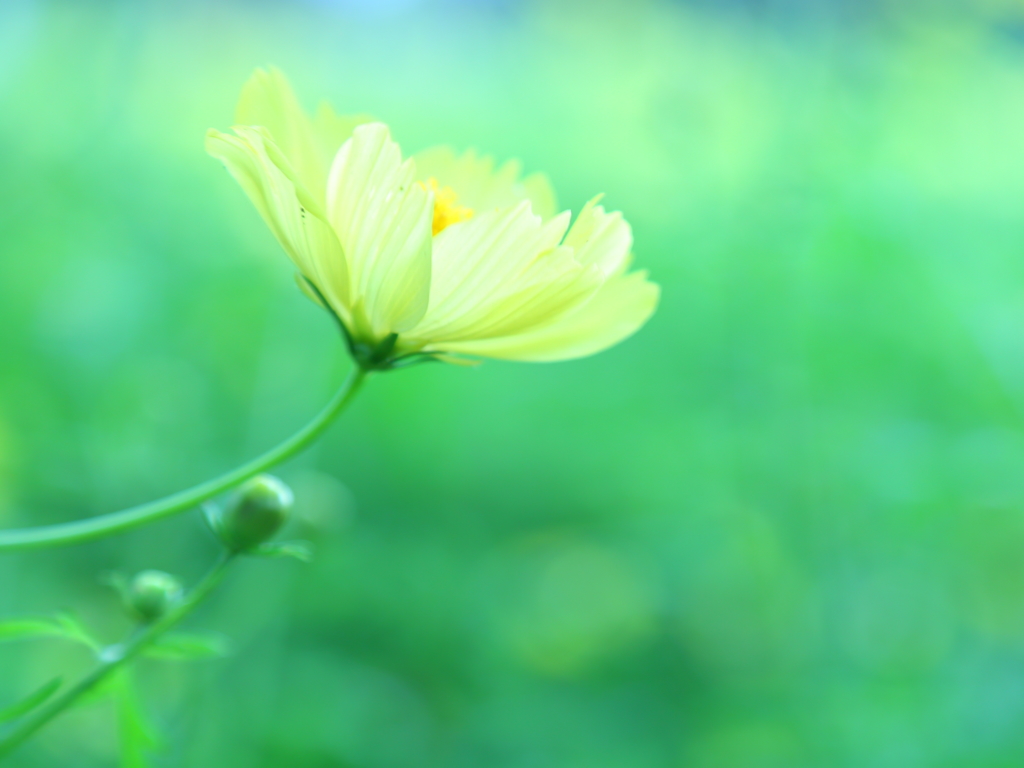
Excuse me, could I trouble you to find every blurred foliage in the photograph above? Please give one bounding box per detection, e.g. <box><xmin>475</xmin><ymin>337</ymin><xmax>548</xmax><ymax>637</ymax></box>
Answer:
<box><xmin>4</xmin><ymin>0</ymin><xmax>1024</xmax><ymax>765</ymax></box>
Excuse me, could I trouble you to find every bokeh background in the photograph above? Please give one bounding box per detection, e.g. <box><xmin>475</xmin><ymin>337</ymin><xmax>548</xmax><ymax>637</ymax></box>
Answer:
<box><xmin>3</xmin><ymin>0</ymin><xmax>1024</xmax><ymax>765</ymax></box>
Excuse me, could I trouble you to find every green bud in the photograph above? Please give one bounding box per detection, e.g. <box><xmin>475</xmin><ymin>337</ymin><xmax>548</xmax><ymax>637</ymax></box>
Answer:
<box><xmin>218</xmin><ymin>475</ymin><xmax>294</xmax><ymax>553</ymax></box>
<box><xmin>126</xmin><ymin>570</ymin><xmax>183</xmax><ymax>622</ymax></box>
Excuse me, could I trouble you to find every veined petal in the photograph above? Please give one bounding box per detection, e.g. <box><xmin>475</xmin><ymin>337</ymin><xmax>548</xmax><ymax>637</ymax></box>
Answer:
<box><xmin>562</xmin><ymin>196</ymin><xmax>633</xmax><ymax>276</ymax></box>
<box><xmin>408</xmin><ymin>202</ymin><xmax>601</xmax><ymax>343</ymax></box>
<box><xmin>206</xmin><ymin>126</ymin><xmax>350</xmax><ymax>314</ymax></box>
<box><xmin>413</xmin><ymin>146</ymin><xmax>558</xmax><ymax>220</ymax></box>
<box><xmin>434</xmin><ymin>268</ymin><xmax>659</xmax><ymax>362</ymax></box>
<box><xmin>432</xmin><ymin>249</ymin><xmax>603</xmax><ymax>341</ymax></box>
<box><xmin>235</xmin><ymin>67</ymin><xmax>369</xmax><ymax>199</ymax></box>
<box><xmin>326</xmin><ymin>123</ymin><xmax>433</xmax><ymax>337</ymax></box>
<box><xmin>522</xmin><ymin>173</ymin><xmax>559</xmax><ymax>222</ymax></box>
<box><xmin>234</xmin><ymin>67</ymin><xmax>324</xmax><ymax>196</ymax></box>
<box><xmin>313</xmin><ymin>101</ymin><xmax>373</xmax><ymax>161</ymax></box>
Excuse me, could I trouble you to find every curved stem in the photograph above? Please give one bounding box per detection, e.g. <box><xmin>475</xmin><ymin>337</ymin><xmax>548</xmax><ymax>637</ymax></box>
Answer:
<box><xmin>0</xmin><ymin>552</ymin><xmax>236</xmax><ymax>759</ymax></box>
<box><xmin>0</xmin><ymin>368</ymin><xmax>368</xmax><ymax>553</ymax></box>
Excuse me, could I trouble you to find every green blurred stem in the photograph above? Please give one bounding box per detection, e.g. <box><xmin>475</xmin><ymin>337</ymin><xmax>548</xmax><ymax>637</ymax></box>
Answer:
<box><xmin>0</xmin><ymin>368</ymin><xmax>368</xmax><ymax>553</ymax></box>
<box><xmin>0</xmin><ymin>552</ymin><xmax>235</xmax><ymax>759</ymax></box>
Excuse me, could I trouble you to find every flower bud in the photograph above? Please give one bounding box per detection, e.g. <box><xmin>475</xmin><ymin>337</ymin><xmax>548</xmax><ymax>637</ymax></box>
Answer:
<box><xmin>218</xmin><ymin>475</ymin><xmax>294</xmax><ymax>553</ymax></box>
<box><xmin>126</xmin><ymin>570</ymin><xmax>183</xmax><ymax>622</ymax></box>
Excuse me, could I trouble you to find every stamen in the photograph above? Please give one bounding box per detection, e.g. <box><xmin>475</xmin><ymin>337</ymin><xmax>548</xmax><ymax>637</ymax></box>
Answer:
<box><xmin>422</xmin><ymin>178</ymin><xmax>473</xmax><ymax>235</ymax></box>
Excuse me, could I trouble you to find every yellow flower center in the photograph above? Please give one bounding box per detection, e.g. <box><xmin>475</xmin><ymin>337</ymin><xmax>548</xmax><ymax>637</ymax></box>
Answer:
<box><xmin>423</xmin><ymin>178</ymin><xmax>473</xmax><ymax>235</ymax></box>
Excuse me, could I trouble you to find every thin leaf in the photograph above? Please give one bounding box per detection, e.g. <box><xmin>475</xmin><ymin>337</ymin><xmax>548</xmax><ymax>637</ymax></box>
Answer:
<box><xmin>55</xmin><ymin>612</ymin><xmax>102</xmax><ymax>651</ymax></box>
<box><xmin>0</xmin><ymin>678</ymin><xmax>62</xmax><ymax>724</ymax></box>
<box><xmin>143</xmin><ymin>632</ymin><xmax>232</xmax><ymax>661</ymax></box>
<box><xmin>250</xmin><ymin>540</ymin><xmax>314</xmax><ymax>562</ymax></box>
<box><xmin>0</xmin><ymin>614</ymin><xmax>101</xmax><ymax>650</ymax></box>
<box><xmin>114</xmin><ymin>671</ymin><xmax>160</xmax><ymax>768</ymax></box>
<box><xmin>0</xmin><ymin>618</ymin><xmax>66</xmax><ymax>642</ymax></box>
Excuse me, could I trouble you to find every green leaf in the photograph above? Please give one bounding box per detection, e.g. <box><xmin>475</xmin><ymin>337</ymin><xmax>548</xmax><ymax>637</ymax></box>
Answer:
<box><xmin>114</xmin><ymin>671</ymin><xmax>160</xmax><ymax>768</ymax></box>
<box><xmin>54</xmin><ymin>612</ymin><xmax>102</xmax><ymax>651</ymax></box>
<box><xmin>143</xmin><ymin>631</ymin><xmax>232</xmax><ymax>661</ymax></box>
<box><xmin>0</xmin><ymin>614</ymin><xmax>101</xmax><ymax>650</ymax></box>
<box><xmin>0</xmin><ymin>618</ymin><xmax>66</xmax><ymax>642</ymax></box>
<box><xmin>0</xmin><ymin>677</ymin><xmax>62</xmax><ymax>724</ymax></box>
<box><xmin>250</xmin><ymin>540</ymin><xmax>314</xmax><ymax>562</ymax></box>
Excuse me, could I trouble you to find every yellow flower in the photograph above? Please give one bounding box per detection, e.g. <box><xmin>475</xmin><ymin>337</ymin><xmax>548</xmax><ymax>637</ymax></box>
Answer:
<box><xmin>206</xmin><ymin>68</ymin><xmax>659</xmax><ymax>369</ymax></box>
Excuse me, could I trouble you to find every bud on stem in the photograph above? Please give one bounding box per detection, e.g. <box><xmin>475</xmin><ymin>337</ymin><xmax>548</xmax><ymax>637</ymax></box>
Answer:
<box><xmin>126</xmin><ymin>570</ymin><xmax>183</xmax><ymax>622</ymax></box>
<box><xmin>216</xmin><ymin>475</ymin><xmax>293</xmax><ymax>553</ymax></box>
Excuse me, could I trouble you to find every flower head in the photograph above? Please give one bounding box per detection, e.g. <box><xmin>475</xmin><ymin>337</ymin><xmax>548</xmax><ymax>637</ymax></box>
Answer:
<box><xmin>207</xmin><ymin>68</ymin><xmax>658</xmax><ymax>369</ymax></box>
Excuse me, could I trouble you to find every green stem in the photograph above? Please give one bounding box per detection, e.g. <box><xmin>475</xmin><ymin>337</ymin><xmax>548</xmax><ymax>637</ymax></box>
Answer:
<box><xmin>0</xmin><ymin>552</ymin><xmax>236</xmax><ymax>759</ymax></box>
<box><xmin>0</xmin><ymin>368</ymin><xmax>368</xmax><ymax>553</ymax></box>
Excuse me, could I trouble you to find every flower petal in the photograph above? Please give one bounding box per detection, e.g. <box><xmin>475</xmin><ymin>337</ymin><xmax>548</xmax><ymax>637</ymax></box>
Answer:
<box><xmin>434</xmin><ymin>268</ymin><xmax>659</xmax><ymax>362</ymax></box>
<box><xmin>413</xmin><ymin>146</ymin><xmax>558</xmax><ymax>220</ymax></box>
<box><xmin>235</xmin><ymin>67</ymin><xmax>368</xmax><ymax>199</ymax></box>
<box><xmin>206</xmin><ymin>126</ymin><xmax>350</xmax><ymax>314</ymax></box>
<box><xmin>312</xmin><ymin>101</ymin><xmax>373</xmax><ymax>161</ymax></box>
<box><xmin>326</xmin><ymin>123</ymin><xmax>433</xmax><ymax>337</ymax></box>
<box><xmin>562</xmin><ymin>196</ymin><xmax>633</xmax><ymax>276</ymax></box>
<box><xmin>408</xmin><ymin>202</ymin><xmax>602</xmax><ymax>343</ymax></box>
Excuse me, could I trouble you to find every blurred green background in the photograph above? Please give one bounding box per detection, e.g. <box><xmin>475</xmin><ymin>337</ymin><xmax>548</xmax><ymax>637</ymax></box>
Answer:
<box><xmin>4</xmin><ymin>0</ymin><xmax>1024</xmax><ymax>765</ymax></box>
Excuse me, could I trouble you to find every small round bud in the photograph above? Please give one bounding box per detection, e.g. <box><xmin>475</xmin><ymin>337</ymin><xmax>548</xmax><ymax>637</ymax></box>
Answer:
<box><xmin>219</xmin><ymin>474</ymin><xmax>294</xmax><ymax>552</ymax></box>
<box><xmin>126</xmin><ymin>570</ymin><xmax>183</xmax><ymax>622</ymax></box>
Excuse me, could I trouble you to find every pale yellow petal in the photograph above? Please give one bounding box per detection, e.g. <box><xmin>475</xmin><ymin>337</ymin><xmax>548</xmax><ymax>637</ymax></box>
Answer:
<box><xmin>434</xmin><ymin>250</ymin><xmax>603</xmax><ymax>341</ymax></box>
<box><xmin>326</xmin><ymin>123</ymin><xmax>433</xmax><ymax>338</ymax></box>
<box><xmin>206</xmin><ymin>126</ymin><xmax>349</xmax><ymax>314</ymax></box>
<box><xmin>522</xmin><ymin>172</ymin><xmax>559</xmax><ymax>221</ymax></box>
<box><xmin>428</xmin><ymin>352</ymin><xmax>483</xmax><ymax>367</ymax></box>
<box><xmin>434</xmin><ymin>269</ymin><xmax>659</xmax><ymax>362</ymax></box>
<box><xmin>234</xmin><ymin>67</ymin><xmax>370</xmax><ymax>198</ymax></box>
<box><xmin>234</xmin><ymin>68</ymin><xmax>323</xmax><ymax>194</ymax></box>
<box><xmin>407</xmin><ymin>202</ymin><xmax>601</xmax><ymax>343</ymax></box>
<box><xmin>562</xmin><ymin>196</ymin><xmax>633</xmax><ymax>276</ymax></box>
<box><xmin>312</xmin><ymin>101</ymin><xmax>373</xmax><ymax>157</ymax></box>
<box><xmin>413</xmin><ymin>146</ymin><xmax>558</xmax><ymax>219</ymax></box>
